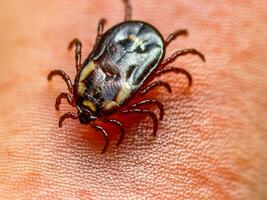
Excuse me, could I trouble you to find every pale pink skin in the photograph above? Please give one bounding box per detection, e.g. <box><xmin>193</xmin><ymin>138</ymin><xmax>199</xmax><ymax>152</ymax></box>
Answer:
<box><xmin>0</xmin><ymin>0</ymin><xmax>267</xmax><ymax>199</ymax></box>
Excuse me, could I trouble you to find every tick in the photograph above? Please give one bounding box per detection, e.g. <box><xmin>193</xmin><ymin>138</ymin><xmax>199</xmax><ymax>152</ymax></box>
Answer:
<box><xmin>47</xmin><ymin>0</ymin><xmax>205</xmax><ymax>153</ymax></box>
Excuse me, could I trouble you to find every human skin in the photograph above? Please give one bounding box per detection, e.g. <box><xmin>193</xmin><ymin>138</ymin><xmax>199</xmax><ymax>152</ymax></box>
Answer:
<box><xmin>0</xmin><ymin>0</ymin><xmax>267</xmax><ymax>199</ymax></box>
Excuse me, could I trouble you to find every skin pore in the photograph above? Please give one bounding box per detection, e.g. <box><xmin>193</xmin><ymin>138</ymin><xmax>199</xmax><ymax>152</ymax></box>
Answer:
<box><xmin>0</xmin><ymin>0</ymin><xmax>267</xmax><ymax>199</ymax></box>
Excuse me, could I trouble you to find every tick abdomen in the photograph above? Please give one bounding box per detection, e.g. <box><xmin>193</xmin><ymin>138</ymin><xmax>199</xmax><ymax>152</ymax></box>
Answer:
<box><xmin>78</xmin><ymin>21</ymin><xmax>165</xmax><ymax>113</ymax></box>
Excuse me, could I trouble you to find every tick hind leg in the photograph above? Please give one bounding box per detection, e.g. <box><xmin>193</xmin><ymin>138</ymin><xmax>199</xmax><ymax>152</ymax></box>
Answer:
<box><xmin>156</xmin><ymin>66</ymin><xmax>193</xmax><ymax>87</ymax></box>
<box><xmin>68</xmin><ymin>38</ymin><xmax>82</xmax><ymax>71</ymax></box>
<box><xmin>130</xmin><ymin>99</ymin><xmax>164</xmax><ymax>120</ymax></box>
<box><xmin>55</xmin><ymin>93</ymin><xmax>75</xmax><ymax>111</ymax></box>
<box><xmin>161</xmin><ymin>48</ymin><xmax>206</xmax><ymax>67</ymax></box>
<box><xmin>140</xmin><ymin>81</ymin><xmax>172</xmax><ymax>96</ymax></box>
<box><xmin>121</xmin><ymin>108</ymin><xmax>158</xmax><ymax>136</ymax></box>
<box><xmin>91</xmin><ymin>124</ymin><xmax>109</xmax><ymax>154</ymax></box>
<box><xmin>92</xmin><ymin>18</ymin><xmax>106</xmax><ymax>52</ymax></box>
<box><xmin>101</xmin><ymin>119</ymin><xmax>125</xmax><ymax>146</ymax></box>
<box><xmin>95</xmin><ymin>18</ymin><xmax>106</xmax><ymax>46</ymax></box>
<box><xmin>47</xmin><ymin>70</ymin><xmax>73</xmax><ymax>93</ymax></box>
<box><xmin>165</xmin><ymin>29</ymin><xmax>188</xmax><ymax>47</ymax></box>
<box><xmin>123</xmin><ymin>0</ymin><xmax>132</xmax><ymax>21</ymax></box>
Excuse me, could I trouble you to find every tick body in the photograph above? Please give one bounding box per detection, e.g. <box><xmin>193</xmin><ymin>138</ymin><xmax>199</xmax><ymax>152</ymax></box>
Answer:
<box><xmin>48</xmin><ymin>0</ymin><xmax>205</xmax><ymax>153</ymax></box>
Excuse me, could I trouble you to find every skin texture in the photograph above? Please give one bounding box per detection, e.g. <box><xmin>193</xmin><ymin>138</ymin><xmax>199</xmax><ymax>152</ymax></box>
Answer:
<box><xmin>0</xmin><ymin>0</ymin><xmax>267</xmax><ymax>199</ymax></box>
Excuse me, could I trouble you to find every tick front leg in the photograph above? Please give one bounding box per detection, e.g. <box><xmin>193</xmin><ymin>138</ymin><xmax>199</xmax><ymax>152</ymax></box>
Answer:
<box><xmin>68</xmin><ymin>38</ymin><xmax>82</xmax><ymax>71</ymax></box>
<box><xmin>121</xmin><ymin>109</ymin><xmax>159</xmax><ymax>136</ymax></box>
<box><xmin>102</xmin><ymin>119</ymin><xmax>125</xmax><ymax>146</ymax></box>
<box><xmin>47</xmin><ymin>70</ymin><xmax>73</xmax><ymax>93</ymax></box>
<box><xmin>156</xmin><ymin>66</ymin><xmax>193</xmax><ymax>87</ymax></box>
<box><xmin>131</xmin><ymin>99</ymin><xmax>164</xmax><ymax>120</ymax></box>
<box><xmin>123</xmin><ymin>0</ymin><xmax>132</xmax><ymax>21</ymax></box>
<box><xmin>55</xmin><ymin>93</ymin><xmax>75</xmax><ymax>111</ymax></box>
<box><xmin>140</xmin><ymin>81</ymin><xmax>172</xmax><ymax>96</ymax></box>
<box><xmin>91</xmin><ymin>125</ymin><xmax>109</xmax><ymax>154</ymax></box>
<box><xmin>165</xmin><ymin>29</ymin><xmax>188</xmax><ymax>47</ymax></box>
<box><xmin>161</xmin><ymin>48</ymin><xmax>206</xmax><ymax>67</ymax></box>
<box><xmin>58</xmin><ymin>112</ymin><xmax>78</xmax><ymax>128</ymax></box>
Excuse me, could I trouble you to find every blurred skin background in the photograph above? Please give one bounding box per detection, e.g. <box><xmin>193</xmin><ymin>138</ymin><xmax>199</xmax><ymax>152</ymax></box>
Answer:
<box><xmin>0</xmin><ymin>0</ymin><xmax>267</xmax><ymax>199</ymax></box>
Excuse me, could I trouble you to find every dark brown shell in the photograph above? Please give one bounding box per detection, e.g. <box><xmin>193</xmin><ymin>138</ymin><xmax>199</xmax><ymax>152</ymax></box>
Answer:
<box><xmin>75</xmin><ymin>21</ymin><xmax>165</xmax><ymax>116</ymax></box>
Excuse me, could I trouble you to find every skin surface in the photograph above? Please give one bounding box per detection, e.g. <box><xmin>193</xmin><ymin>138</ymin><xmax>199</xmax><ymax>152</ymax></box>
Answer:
<box><xmin>0</xmin><ymin>0</ymin><xmax>267</xmax><ymax>199</ymax></box>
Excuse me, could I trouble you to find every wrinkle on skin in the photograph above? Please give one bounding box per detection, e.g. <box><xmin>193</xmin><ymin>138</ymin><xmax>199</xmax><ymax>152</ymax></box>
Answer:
<box><xmin>0</xmin><ymin>0</ymin><xmax>267</xmax><ymax>199</ymax></box>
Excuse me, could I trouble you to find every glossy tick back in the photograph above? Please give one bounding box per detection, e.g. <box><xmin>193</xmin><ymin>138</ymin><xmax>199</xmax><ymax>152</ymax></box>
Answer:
<box><xmin>47</xmin><ymin>0</ymin><xmax>205</xmax><ymax>154</ymax></box>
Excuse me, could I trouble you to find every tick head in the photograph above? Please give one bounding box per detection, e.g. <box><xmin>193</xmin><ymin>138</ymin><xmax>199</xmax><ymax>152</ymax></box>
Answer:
<box><xmin>77</xmin><ymin>105</ymin><xmax>97</xmax><ymax>124</ymax></box>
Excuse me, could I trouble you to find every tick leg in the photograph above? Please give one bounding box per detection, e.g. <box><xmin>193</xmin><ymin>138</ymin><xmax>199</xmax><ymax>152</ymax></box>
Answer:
<box><xmin>91</xmin><ymin>125</ymin><xmax>109</xmax><ymax>154</ymax></box>
<box><xmin>123</xmin><ymin>0</ymin><xmax>132</xmax><ymax>21</ymax></box>
<box><xmin>97</xmin><ymin>18</ymin><xmax>106</xmax><ymax>37</ymax></box>
<box><xmin>68</xmin><ymin>38</ymin><xmax>82</xmax><ymax>71</ymax></box>
<box><xmin>140</xmin><ymin>81</ymin><xmax>172</xmax><ymax>96</ymax></box>
<box><xmin>121</xmin><ymin>109</ymin><xmax>158</xmax><ymax>136</ymax></box>
<box><xmin>55</xmin><ymin>93</ymin><xmax>75</xmax><ymax>111</ymax></box>
<box><xmin>102</xmin><ymin>119</ymin><xmax>125</xmax><ymax>146</ymax></box>
<box><xmin>47</xmin><ymin>70</ymin><xmax>73</xmax><ymax>93</ymax></box>
<box><xmin>58</xmin><ymin>112</ymin><xmax>78</xmax><ymax>128</ymax></box>
<box><xmin>165</xmin><ymin>29</ymin><xmax>188</xmax><ymax>47</ymax></box>
<box><xmin>92</xmin><ymin>18</ymin><xmax>106</xmax><ymax>51</ymax></box>
<box><xmin>131</xmin><ymin>99</ymin><xmax>164</xmax><ymax>120</ymax></box>
<box><xmin>161</xmin><ymin>48</ymin><xmax>206</xmax><ymax>67</ymax></box>
<box><xmin>156</xmin><ymin>66</ymin><xmax>193</xmax><ymax>87</ymax></box>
